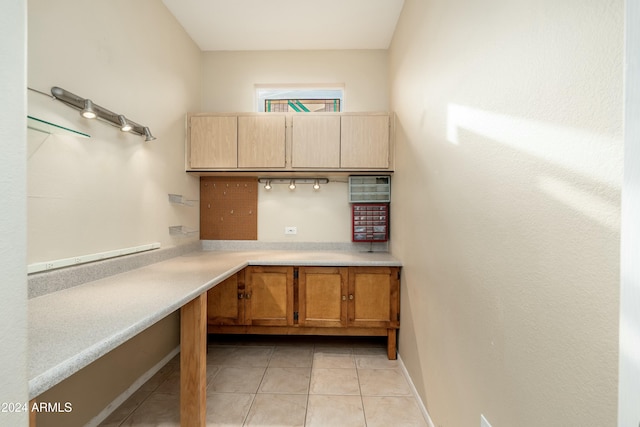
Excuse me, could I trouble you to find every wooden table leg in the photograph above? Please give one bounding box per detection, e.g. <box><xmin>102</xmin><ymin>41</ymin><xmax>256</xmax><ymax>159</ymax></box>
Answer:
<box><xmin>180</xmin><ymin>293</ymin><xmax>207</xmax><ymax>427</ymax></box>
<box><xmin>29</xmin><ymin>399</ymin><xmax>36</xmax><ymax>426</ymax></box>
<box><xmin>387</xmin><ymin>328</ymin><xmax>397</xmax><ymax>360</ymax></box>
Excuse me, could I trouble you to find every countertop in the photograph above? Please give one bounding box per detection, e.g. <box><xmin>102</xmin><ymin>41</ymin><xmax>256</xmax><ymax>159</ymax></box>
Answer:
<box><xmin>28</xmin><ymin>250</ymin><xmax>401</xmax><ymax>399</ymax></box>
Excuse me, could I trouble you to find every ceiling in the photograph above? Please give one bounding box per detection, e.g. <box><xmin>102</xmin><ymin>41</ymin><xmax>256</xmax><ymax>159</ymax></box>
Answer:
<box><xmin>162</xmin><ymin>0</ymin><xmax>405</xmax><ymax>51</ymax></box>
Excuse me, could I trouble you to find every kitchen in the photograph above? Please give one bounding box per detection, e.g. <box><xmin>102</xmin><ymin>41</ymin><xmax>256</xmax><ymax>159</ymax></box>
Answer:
<box><xmin>1</xmin><ymin>0</ymin><xmax>635</xmax><ymax>427</ymax></box>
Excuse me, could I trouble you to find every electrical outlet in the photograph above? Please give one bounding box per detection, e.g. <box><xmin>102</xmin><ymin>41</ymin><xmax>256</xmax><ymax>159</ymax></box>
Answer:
<box><xmin>284</xmin><ymin>226</ymin><xmax>297</xmax><ymax>235</ymax></box>
<box><xmin>480</xmin><ymin>414</ymin><xmax>492</xmax><ymax>427</ymax></box>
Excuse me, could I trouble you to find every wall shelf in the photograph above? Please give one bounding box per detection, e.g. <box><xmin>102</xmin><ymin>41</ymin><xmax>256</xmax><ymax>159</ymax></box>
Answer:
<box><xmin>27</xmin><ymin>115</ymin><xmax>90</xmax><ymax>138</ymax></box>
<box><xmin>168</xmin><ymin>194</ymin><xmax>198</xmax><ymax>207</ymax></box>
<box><xmin>169</xmin><ymin>226</ymin><xmax>199</xmax><ymax>236</ymax></box>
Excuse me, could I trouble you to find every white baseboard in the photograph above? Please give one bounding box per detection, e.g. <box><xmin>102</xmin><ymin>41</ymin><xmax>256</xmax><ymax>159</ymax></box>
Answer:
<box><xmin>398</xmin><ymin>353</ymin><xmax>436</xmax><ymax>427</ymax></box>
<box><xmin>85</xmin><ymin>346</ymin><xmax>180</xmax><ymax>427</ymax></box>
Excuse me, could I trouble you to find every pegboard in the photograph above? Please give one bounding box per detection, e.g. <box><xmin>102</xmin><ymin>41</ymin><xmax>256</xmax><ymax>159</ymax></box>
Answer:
<box><xmin>200</xmin><ymin>177</ymin><xmax>257</xmax><ymax>240</ymax></box>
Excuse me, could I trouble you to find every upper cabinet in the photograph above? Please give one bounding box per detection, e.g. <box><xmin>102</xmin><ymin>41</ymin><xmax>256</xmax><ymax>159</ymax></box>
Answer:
<box><xmin>186</xmin><ymin>112</ymin><xmax>394</xmax><ymax>173</ymax></box>
<box><xmin>238</xmin><ymin>115</ymin><xmax>286</xmax><ymax>168</ymax></box>
<box><xmin>291</xmin><ymin>115</ymin><xmax>341</xmax><ymax>168</ymax></box>
<box><xmin>340</xmin><ymin>115</ymin><xmax>390</xmax><ymax>169</ymax></box>
<box><xmin>189</xmin><ymin>115</ymin><xmax>237</xmax><ymax>169</ymax></box>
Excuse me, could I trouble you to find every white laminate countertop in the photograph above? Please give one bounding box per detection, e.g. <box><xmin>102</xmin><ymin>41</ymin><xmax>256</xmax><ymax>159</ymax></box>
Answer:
<box><xmin>28</xmin><ymin>250</ymin><xmax>400</xmax><ymax>399</ymax></box>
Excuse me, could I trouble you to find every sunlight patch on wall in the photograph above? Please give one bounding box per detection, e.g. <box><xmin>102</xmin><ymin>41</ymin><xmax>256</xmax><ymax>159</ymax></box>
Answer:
<box><xmin>537</xmin><ymin>176</ymin><xmax>619</xmax><ymax>231</ymax></box>
<box><xmin>446</xmin><ymin>104</ymin><xmax>621</xmax><ymax>187</ymax></box>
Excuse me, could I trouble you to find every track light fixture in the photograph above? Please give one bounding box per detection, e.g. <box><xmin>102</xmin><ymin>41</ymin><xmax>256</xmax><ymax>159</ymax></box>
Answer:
<box><xmin>258</xmin><ymin>178</ymin><xmax>329</xmax><ymax>191</ymax></box>
<box><xmin>50</xmin><ymin>86</ymin><xmax>156</xmax><ymax>141</ymax></box>
<box><xmin>81</xmin><ymin>99</ymin><xmax>97</xmax><ymax>119</ymax></box>
<box><xmin>118</xmin><ymin>115</ymin><xmax>132</xmax><ymax>132</ymax></box>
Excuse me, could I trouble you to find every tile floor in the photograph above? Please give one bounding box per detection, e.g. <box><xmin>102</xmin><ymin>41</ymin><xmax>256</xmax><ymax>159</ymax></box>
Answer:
<box><xmin>100</xmin><ymin>335</ymin><xmax>428</xmax><ymax>427</ymax></box>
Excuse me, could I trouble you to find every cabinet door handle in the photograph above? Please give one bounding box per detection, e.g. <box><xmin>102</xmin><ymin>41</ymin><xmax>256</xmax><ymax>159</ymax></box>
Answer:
<box><xmin>238</xmin><ymin>293</ymin><xmax>244</xmax><ymax>299</ymax></box>
<box><xmin>245</xmin><ymin>292</ymin><xmax>252</xmax><ymax>299</ymax></box>
<box><xmin>342</xmin><ymin>295</ymin><xmax>347</xmax><ymax>301</ymax></box>
<box><xmin>349</xmin><ymin>294</ymin><xmax>354</xmax><ymax>300</ymax></box>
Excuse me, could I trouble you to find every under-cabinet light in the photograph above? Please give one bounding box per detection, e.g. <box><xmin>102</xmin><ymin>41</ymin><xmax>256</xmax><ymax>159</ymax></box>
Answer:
<box><xmin>289</xmin><ymin>180</ymin><xmax>296</xmax><ymax>190</ymax></box>
<box><xmin>50</xmin><ymin>86</ymin><xmax>156</xmax><ymax>141</ymax></box>
<box><xmin>313</xmin><ymin>179</ymin><xmax>321</xmax><ymax>190</ymax></box>
<box><xmin>264</xmin><ymin>180</ymin><xmax>272</xmax><ymax>190</ymax></box>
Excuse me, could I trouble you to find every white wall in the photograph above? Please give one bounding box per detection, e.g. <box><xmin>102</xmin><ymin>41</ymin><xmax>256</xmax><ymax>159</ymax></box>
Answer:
<box><xmin>0</xmin><ymin>2</ymin><xmax>28</xmax><ymax>426</ymax></box>
<box><xmin>201</xmin><ymin>50</ymin><xmax>389</xmax><ymax>243</ymax></box>
<box><xmin>27</xmin><ymin>0</ymin><xmax>202</xmax><ymax>264</ymax></box>
<box><xmin>389</xmin><ymin>1</ymin><xmax>622</xmax><ymax>426</ymax></box>
<box><xmin>619</xmin><ymin>1</ymin><xmax>640</xmax><ymax>425</ymax></box>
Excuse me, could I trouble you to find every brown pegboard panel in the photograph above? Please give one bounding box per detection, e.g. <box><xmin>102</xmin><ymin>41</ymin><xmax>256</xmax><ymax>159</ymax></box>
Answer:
<box><xmin>200</xmin><ymin>177</ymin><xmax>257</xmax><ymax>240</ymax></box>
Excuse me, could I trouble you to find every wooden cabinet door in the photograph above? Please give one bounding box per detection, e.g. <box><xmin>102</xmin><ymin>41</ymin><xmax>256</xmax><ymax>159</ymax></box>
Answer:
<box><xmin>291</xmin><ymin>115</ymin><xmax>341</xmax><ymax>168</ymax></box>
<box><xmin>207</xmin><ymin>270</ymin><xmax>246</xmax><ymax>326</ymax></box>
<box><xmin>347</xmin><ymin>267</ymin><xmax>399</xmax><ymax>328</ymax></box>
<box><xmin>189</xmin><ymin>115</ymin><xmax>238</xmax><ymax>168</ymax></box>
<box><xmin>238</xmin><ymin>115</ymin><xmax>286</xmax><ymax>168</ymax></box>
<box><xmin>245</xmin><ymin>266</ymin><xmax>294</xmax><ymax>326</ymax></box>
<box><xmin>298</xmin><ymin>267</ymin><xmax>348</xmax><ymax>327</ymax></box>
<box><xmin>340</xmin><ymin>115</ymin><xmax>390</xmax><ymax>169</ymax></box>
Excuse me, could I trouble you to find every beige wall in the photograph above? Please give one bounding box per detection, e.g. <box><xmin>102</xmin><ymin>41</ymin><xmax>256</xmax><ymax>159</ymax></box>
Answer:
<box><xmin>389</xmin><ymin>1</ymin><xmax>622</xmax><ymax>426</ymax></box>
<box><xmin>201</xmin><ymin>50</ymin><xmax>389</xmax><ymax>112</ymax></box>
<box><xmin>201</xmin><ymin>50</ymin><xmax>390</xmax><ymax>242</ymax></box>
<box><xmin>0</xmin><ymin>2</ymin><xmax>28</xmax><ymax>426</ymax></box>
<box><xmin>257</xmin><ymin>181</ymin><xmax>352</xmax><ymax>242</ymax></box>
<box><xmin>27</xmin><ymin>0</ymin><xmax>202</xmax><ymax>264</ymax></box>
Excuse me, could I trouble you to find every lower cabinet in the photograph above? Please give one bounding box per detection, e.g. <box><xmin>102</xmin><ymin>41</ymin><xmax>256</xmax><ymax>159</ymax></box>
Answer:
<box><xmin>207</xmin><ymin>266</ymin><xmax>294</xmax><ymax>327</ymax></box>
<box><xmin>207</xmin><ymin>265</ymin><xmax>400</xmax><ymax>359</ymax></box>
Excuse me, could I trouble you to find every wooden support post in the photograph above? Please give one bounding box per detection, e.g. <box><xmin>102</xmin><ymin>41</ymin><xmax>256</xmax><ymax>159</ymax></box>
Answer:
<box><xmin>29</xmin><ymin>399</ymin><xmax>36</xmax><ymax>427</ymax></box>
<box><xmin>180</xmin><ymin>293</ymin><xmax>207</xmax><ymax>427</ymax></box>
<box><xmin>387</xmin><ymin>328</ymin><xmax>397</xmax><ymax>360</ymax></box>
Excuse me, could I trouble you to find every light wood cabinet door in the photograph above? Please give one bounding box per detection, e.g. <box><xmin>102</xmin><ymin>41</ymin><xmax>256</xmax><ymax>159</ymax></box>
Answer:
<box><xmin>207</xmin><ymin>271</ymin><xmax>246</xmax><ymax>326</ymax></box>
<box><xmin>238</xmin><ymin>115</ymin><xmax>286</xmax><ymax>168</ymax></box>
<box><xmin>245</xmin><ymin>266</ymin><xmax>294</xmax><ymax>326</ymax></box>
<box><xmin>298</xmin><ymin>267</ymin><xmax>348</xmax><ymax>327</ymax></box>
<box><xmin>340</xmin><ymin>115</ymin><xmax>390</xmax><ymax>169</ymax></box>
<box><xmin>347</xmin><ymin>267</ymin><xmax>399</xmax><ymax>328</ymax></box>
<box><xmin>189</xmin><ymin>116</ymin><xmax>237</xmax><ymax>168</ymax></box>
<box><xmin>291</xmin><ymin>115</ymin><xmax>341</xmax><ymax>168</ymax></box>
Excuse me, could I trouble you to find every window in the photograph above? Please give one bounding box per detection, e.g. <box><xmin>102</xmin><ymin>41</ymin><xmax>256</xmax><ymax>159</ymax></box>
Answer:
<box><xmin>256</xmin><ymin>87</ymin><xmax>344</xmax><ymax>112</ymax></box>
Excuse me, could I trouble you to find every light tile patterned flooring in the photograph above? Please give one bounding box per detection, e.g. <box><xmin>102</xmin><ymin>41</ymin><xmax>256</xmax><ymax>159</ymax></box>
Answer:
<box><xmin>100</xmin><ymin>336</ymin><xmax>428</xmax><ymax>426</ymax></box>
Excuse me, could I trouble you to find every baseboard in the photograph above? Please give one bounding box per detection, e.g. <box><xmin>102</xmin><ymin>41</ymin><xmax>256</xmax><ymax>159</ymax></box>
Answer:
<box><xmin>85</xmin><ymin>345</ymin><xmax>180</xmax><ymax>427</ymax></box>
<box><xmin>397</xmin><ymin>353</ymin><xmax>436</xmax><ymax>427</ymax></box>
